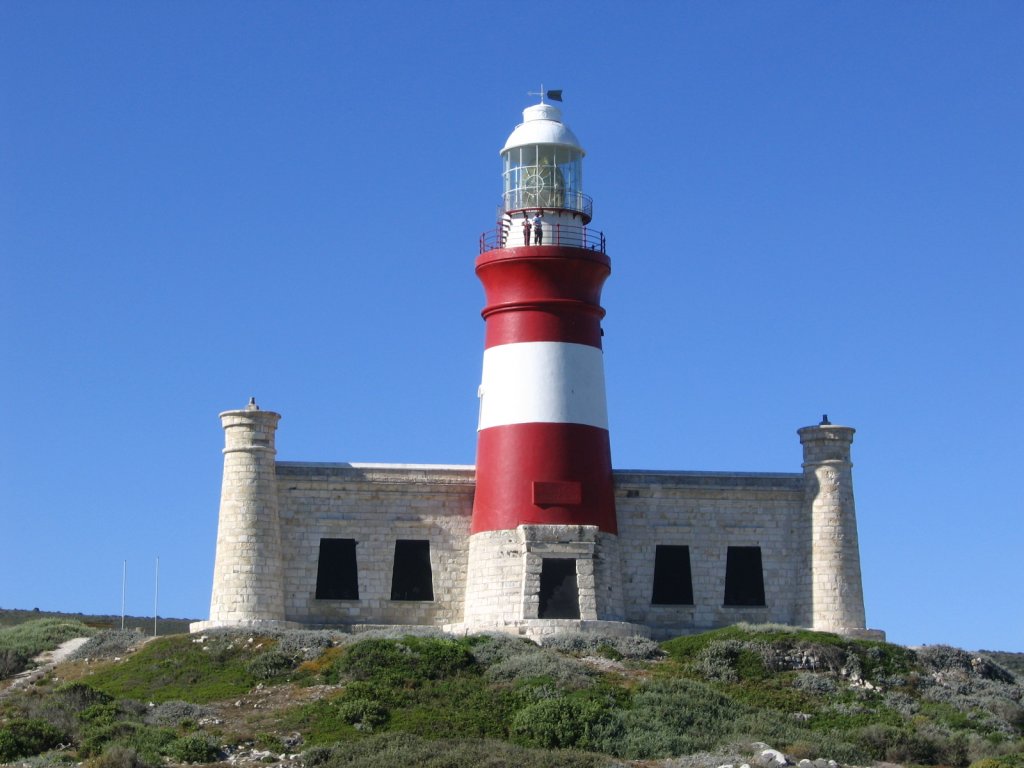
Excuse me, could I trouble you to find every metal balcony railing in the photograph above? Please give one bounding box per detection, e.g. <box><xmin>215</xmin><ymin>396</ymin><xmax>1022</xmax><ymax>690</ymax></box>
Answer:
<box><xmin>502</xmin><ymin>190</ymin><xmax>593</xmax><ymax>220</ymax></box>
<box><xmin>479</xmin><ymin>221</ymin><xmax>606</xmax><ymax>254</ymax></box>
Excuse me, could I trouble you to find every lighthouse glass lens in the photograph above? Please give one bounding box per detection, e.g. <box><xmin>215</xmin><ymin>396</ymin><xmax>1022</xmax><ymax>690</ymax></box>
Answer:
<box><xmin>503</xmin><ymin>145</ymin><xmax>583</xmax><ymax>213</ymax></box>
<box><xmin>554</xmin><ymin>147</ymin><xmax>582</xmax><ymax>210</ymax></box>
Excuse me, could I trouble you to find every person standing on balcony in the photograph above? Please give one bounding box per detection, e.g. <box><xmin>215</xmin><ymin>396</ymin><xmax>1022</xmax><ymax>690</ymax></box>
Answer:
<box><xmin>522</xmin><ymin>215</ymin><xmax>532</xmax><ymax>247</ymax></box>
<box><xmin>532</xmin><ymin>210</ymin><xmax>544</xmax><ymax>245</ymax></box>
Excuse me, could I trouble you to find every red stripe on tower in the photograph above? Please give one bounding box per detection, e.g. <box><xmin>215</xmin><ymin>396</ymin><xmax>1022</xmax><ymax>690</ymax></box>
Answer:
<box><xmin>472</xmin><ymin>100</ymin><xmax>617</xmax><ymax>535</ymax></box>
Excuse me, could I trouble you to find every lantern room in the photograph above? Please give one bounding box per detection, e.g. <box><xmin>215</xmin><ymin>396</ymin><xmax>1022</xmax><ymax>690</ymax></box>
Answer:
<box><xmin>501</xmin><ymin>102</ymin><xmax>589</xmax><ymax>220</ymax></box>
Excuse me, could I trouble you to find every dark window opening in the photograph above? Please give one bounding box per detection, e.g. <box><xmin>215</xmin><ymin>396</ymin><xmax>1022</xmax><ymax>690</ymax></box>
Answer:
<box><xmin>390</xmin><ymin>539</ymin><xmax>434</xmax><ymax>601</ymax></box>
<box><xmin>538</xmin><ymin>558</ymin><xmax>580</xmax><ymax>619</ymax></box>
<box><xmin>724</xmin><ymin>546</ymin><xmax>765</xmax><ymax>606</ymax></box>
<box><xmin>315</xmin><ymin>538</ymin><xmax>359</xmax><ymax>600</ymax></box>
<box><xmin>651</xmin><ymin>545</ymin><xmax>694</xmax><ymax>605</ymax></box>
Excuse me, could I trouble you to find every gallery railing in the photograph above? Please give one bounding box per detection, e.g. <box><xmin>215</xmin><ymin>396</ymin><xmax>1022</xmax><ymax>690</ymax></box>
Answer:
<box><xmin>501</xmin><ymin>190</ymin><xmax>593</xmax><ymax>220</ymax></box>
<box><xmin>479</xmin><ymin>222</ymin><xmax>606</xmax><ymax>254</ymax></box>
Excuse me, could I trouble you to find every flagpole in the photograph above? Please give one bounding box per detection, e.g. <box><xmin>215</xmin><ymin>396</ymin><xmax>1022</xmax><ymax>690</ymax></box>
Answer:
<box><xmin>121</xmin><ymin>560</ymin><xmax>126</xmax><ymax>630</ymax></box>
<box><xmin>153</xmin><ymin>556</ymin><xmax>159</xmax><ymax>637</ymax></box>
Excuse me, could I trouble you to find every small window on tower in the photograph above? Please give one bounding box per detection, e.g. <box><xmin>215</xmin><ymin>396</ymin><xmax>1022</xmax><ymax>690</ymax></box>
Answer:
<box><xmin>315</xmin><ymin>538</ymin><xmax>359</xmax><ymax>600</ymax></box>
<box><xmin>723</xmin><ymin>546</ymin><xmax>766</xmax><ymax>606</ymax></box>
<box><xmin>390</xmin><ymin>540</ymin><xmax>434</xmax><ymax>601</ymax></box>
<box><xmin>651</xmin><ymin>545</ymin><xmax>694</xmax><ymax>605</ymax></box>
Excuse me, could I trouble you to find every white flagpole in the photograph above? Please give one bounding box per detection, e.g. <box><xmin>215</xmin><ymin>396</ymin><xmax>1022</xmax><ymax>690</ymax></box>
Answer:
<box><xmin>154</xmin><ymin>556</ymin><xmax>159</xmax><ymax>637</ymax></box>
<box><xmin>121</xmin><ymin>560</ymin><xmax>126</xmax><ymax>630</ymax></box>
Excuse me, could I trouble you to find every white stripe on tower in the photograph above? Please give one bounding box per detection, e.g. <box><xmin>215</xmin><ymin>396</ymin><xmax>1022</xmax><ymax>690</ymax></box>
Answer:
<box><xmin>478</xmin><ymin>341</ymin><xmax>608</xmax><ymax>430</ymax></box>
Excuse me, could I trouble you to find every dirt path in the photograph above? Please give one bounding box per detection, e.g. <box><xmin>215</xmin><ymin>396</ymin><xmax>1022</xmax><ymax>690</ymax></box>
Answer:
<box><xmin>0</xmin><ymin>636</ymin><xmax>91</xmax><ymax>700</ymax></box>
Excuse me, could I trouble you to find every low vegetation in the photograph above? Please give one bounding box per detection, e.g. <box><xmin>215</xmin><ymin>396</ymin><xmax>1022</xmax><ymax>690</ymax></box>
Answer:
<box><xmin>0</xmin><ymin>618</ymin><xmax>96</xmax><ymax>678</ymax></box>
<box><xmin>0</xmin><ymin>618</ymin><xmax>1021</xmax><ymax>768</ymax></box>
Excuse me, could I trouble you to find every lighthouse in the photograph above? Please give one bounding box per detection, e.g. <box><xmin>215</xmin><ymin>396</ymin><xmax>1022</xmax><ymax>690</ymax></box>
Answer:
<box><xmin>461</xmin><ymin>96</ymin><xmax>629</xmax><ymax>634</ymax></box>
<box><xmin>192</xmin><ymin>94</ymin><xmax>879</xmax><ymax>642</ymax></box>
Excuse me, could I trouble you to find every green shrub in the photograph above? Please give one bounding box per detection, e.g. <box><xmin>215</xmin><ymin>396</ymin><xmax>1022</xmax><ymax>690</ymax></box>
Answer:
<box><xmin>166</xmin><ymin>734</ymin><xmax>219</xmax><ymax>763</ymax></box>
<box><xmin>792</xmin><ymin>671</ymin><xmax>838</xmax><ymax>695</ymax></box>
<box><xmin>254</xmin><ymin>733</ymin><xmax>284</xmax><ymax>752</ymax></box>
<box><xmin>467</xmin><ymin>632</ymin><xmax>539</xmax><ymax>667</ymax></box>
<box><xmin>662</xmin><ymin>625</ymin><xmax>843</xmax><ymax>662</ymax></box>
<box><xmin>733</xmin><ymin>707</ymin><xmax>807</xmax><ymax>749</ymax></box>
<box><xmin>541</xmin><ymin>631</ymin><xmax>662</xmax><ymax>661</ymax></box>
<box><xmin>858</xmin><ymin>641</ymin><xmax>918</xmax><ymax>679</ymax></box>
<box><xmin>78</xmin><ymin>716</ymin><xmax>139</xmax><ymax>758</ymax></box>
<box><xmin>854</xmin><ymin>723</ymin><xmax>909</xmax><ymax>761</ymax></box>
<box><xmin>143</xmin><ymin>700</ymin><xmax>214</xmax><ymax>728</ymax></box>
<box><xmin>868</xmin><ymin>725</ymin><xmax>971</xmax><ymax>767</ymax></box>
<box><xmin>280</xmin><ymin>698</ymin><xmax>358</xmax><ymax>746</ymax></box>
<box><xmin>55</xmin><ymin>681</ymin><xmax>115</xmax><ymax>709</ymax></box>
<box><xmin>70</xmin><ymin>631</ymin><xmax>142</xmax><ymax>662</ymax></box>
<box><xmin>511</xmin><ymin>696</ymin><xmax>615</xmax><ymax>750</ymax></box>
<box><xmin>334</xmin><ymin>636</ymin><xmax>476</xmax><ymax>687</ymax></box>
<box><xmin>780</xmin><ymin>733</ymin><xmax>865</xmax><ymax>765</ymax></box>
<box><xmin>302</xmin><ymin>732</ymin><xmax>608</xmax><ymax>768</ymax></box>
<box><xmin>75</xmin><ymin>703</ymin><xmax>177</xmax><ymax>764</ymax></box>
<box><xmin>971</xmin><ymin>754</ymin><xmax>1024</xmax><ymax>768</ymax></box>
<box><xmin>608</xmin><ymin>678</ymin><xmax>750</xmax><ymax>758</ymax></box>
<box><xmin>12</xmin><ymin>683</ymin><xmax>119</xmax><ymax>739</ymax></box>
<box><xmin>403</xmin><ymin>635</ymin><xmax>476</xmax><ymax>678</ymax></box>
<box><xmin>245</xmin><ymin>649</ymin><xmax>297</xmax><ymax>680</ymax></box>
<box><xmin>337</xmin><ymin>698</ymin><xmax>389</xmax><ymax>729</ymax></box>
<box><xmin>694</xmin><ymin>640</ymin><xmax>744</xmax><ymax>682</ymax></box>
<box><xmin>661</xmin><ymin>626</ymin><xmax>915</xmax><ymax>685</ymax></box>
<box><xmin>484</xmin><ymin>647</ymin><xmax>594</xmax><ymax>688</ymax></box>
<box><xmin>273</xmin><ymin>630</ymin><xmax>339</xmax><ymax>661</ymax></box>
<box><xmin>113</xmin><ymin>726</ymin><xmax>176</xmax><ymax>766</ymax></box>
<box><xmin>0</xmin><ymin>719</ymin><xmax>67</xmax><ymax>761</ymax></box>
<box><xmin>0</xmin><ymin>647</ymin><xmax>29</xmax><ymax>678</ymax></box>
<box><xmin>385</xmin><ymin>675</ymin><xmax>515</xmax><ymax>741</ymax></box>
<box><xmin>88</xmin><ymin>744</ymin><xmax>152</xmax><ymax>768</ymax></box>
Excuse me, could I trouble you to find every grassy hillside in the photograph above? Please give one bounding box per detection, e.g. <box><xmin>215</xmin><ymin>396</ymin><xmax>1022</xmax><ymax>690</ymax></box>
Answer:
<box><xmin>1</xmin><ymin>622</ymin><xmax>1022</xmax><ymax>768</ymax></box>
<box><xmin>0</xmin><ymin>610</ymin><xmax>194</xmax><ymax>680</ymax></box>
<box><xmin>0</xmin><ymin>608</ymin><xmax>193</xmax><ymax>636</ymax></box>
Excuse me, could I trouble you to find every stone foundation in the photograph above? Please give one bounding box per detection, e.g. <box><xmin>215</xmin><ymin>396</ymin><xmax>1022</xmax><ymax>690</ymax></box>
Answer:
<box><xmin>462</xmin><ymin>525</ymin><xmax>625</xmax><ymax>628</ymax></box>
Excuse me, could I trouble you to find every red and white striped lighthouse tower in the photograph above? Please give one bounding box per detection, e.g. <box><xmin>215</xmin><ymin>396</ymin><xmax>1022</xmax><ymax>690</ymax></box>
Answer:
<box><xmin>461</xmin><ymin>95</ymin><xmax>627</xmax><ymax>633</ymax></box>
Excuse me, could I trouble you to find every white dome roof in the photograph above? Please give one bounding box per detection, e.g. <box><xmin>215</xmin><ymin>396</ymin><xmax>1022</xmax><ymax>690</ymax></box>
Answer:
<box><xmin>500</xmin><ymin>102</ymin><xmax>585</xmax><ymax>155</ymax></box>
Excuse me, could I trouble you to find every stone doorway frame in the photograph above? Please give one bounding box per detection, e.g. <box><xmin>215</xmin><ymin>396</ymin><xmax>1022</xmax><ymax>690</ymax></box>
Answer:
<box><xmin>519</xmin><ymin>525</ymin><xmax>598</xmax><ymax>621</ymax></box>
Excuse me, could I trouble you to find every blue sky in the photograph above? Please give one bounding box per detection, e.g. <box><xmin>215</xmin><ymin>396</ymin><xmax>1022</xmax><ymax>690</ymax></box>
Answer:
<box><xmin>1</xmin><ymin>2</ymin><xmax>1021</xmax><ymax>651</ymax></box>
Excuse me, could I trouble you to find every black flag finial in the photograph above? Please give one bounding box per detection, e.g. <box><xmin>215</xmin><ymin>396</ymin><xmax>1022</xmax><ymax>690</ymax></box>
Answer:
<box><xmin>528</xmin><ymin>84</ymin><xmax>563</xmax><ymax>104</ymax></box>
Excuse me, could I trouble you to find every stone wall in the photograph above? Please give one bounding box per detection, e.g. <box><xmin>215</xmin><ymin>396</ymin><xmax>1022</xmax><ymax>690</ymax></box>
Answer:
<box><xmin>251</xmin><ymin>462</ymin><xmax>836</xmax><ymax>637</ymax></box>
<box><xmin>274</xmin><ymin>463</ymin><xmax>474</xmax><ymax>627</ymax></box>
<box><xmin>614</xmin><ymin>470</ymin><xmax>808</xmax><ymax>637</ymax></box>
<box><xmin>193</xmin><ymin>456</ymin><xmax>872</xmax><ymax>638</ymax></box>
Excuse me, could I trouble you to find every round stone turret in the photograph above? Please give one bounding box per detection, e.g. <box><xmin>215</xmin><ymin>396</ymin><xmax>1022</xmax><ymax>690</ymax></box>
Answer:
<box><xmin>194</xmin><ymin>399</ymin><xmax>288</xmax><ymax>629</ymax></box>
<box><xmin>799</xmin><ymin>421</ymin><xmax>867</xmax><ymax>634</ymax></box>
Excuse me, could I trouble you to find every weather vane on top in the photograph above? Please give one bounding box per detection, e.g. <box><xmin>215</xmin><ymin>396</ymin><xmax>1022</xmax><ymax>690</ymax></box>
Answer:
<box><xmin>528</xmin><ymin>84</ymin><xmax>563</xmax><ymax>104</ymax></box>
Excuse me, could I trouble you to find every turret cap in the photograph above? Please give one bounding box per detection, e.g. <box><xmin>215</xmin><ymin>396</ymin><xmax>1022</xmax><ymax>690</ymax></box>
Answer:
<box><xmin>501</xmin><ymin>102</ymin><xmax>584</xmax><ymax>154</ymax></box>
